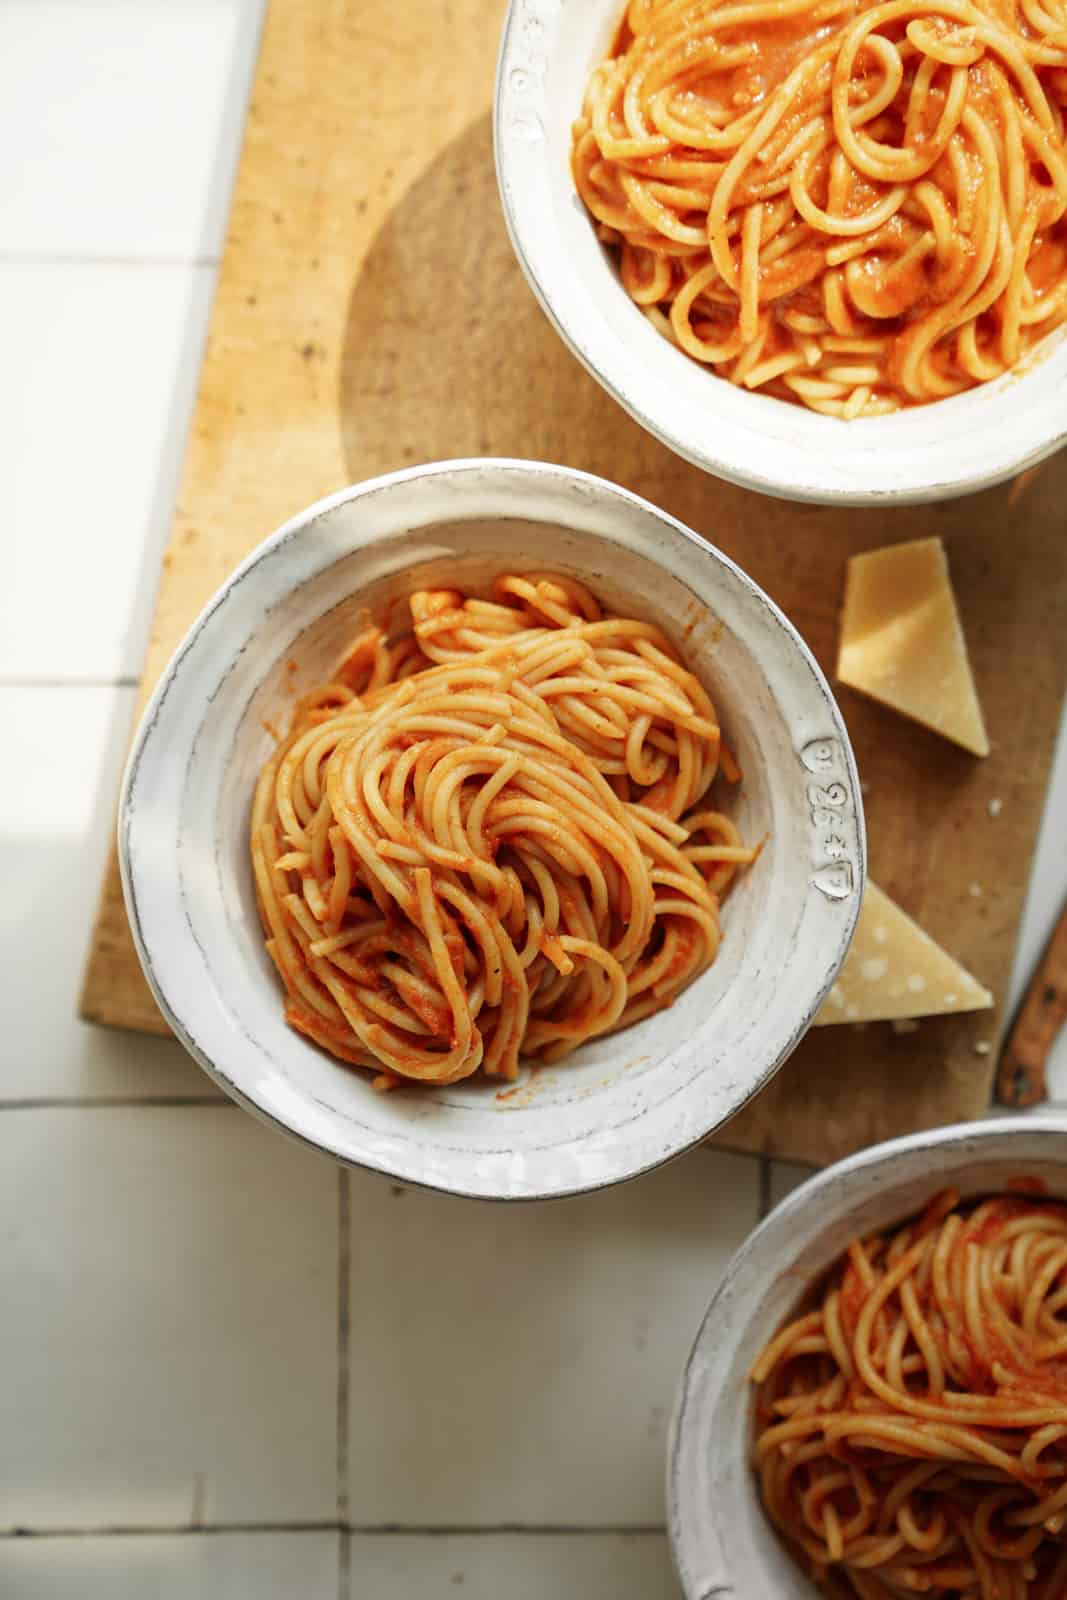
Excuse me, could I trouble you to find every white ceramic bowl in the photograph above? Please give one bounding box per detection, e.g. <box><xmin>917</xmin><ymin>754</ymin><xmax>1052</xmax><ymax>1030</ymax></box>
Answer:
<box><xmin>668</xmin><ymin>1116</ymin><xmax>1067</xmax><ymax>1598</ymax></box>
<box><xmin>119</xmin><ymin>458</ymin><xmax>863</xmax><ymax>1200</ymax></box>
<box><xmin>494</xmin><ymin>1</ymin><xmax>1067</xmax><ymax>505</ymax></box>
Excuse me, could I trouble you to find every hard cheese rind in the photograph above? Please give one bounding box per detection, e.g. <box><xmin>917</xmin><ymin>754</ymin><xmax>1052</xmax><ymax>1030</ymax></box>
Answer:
<box><xmin>838</xmin><ymin>538</ymin><xmax>990</xmax><ymax>757</ymax></box>
<box><xmin>815</xmin><ymin>880</ymin><xmax>993</xmax><ymax>1025</ymax></box>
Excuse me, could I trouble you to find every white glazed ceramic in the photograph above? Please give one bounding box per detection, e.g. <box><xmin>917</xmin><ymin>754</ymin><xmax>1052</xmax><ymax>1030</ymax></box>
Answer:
<box><xmin>119</xmin><ymin>458</ymin><xmax>863</xmax><ymax>1200</ymax></box>
<box><xmin>494</xmin><ymin>1</ymin><xmax>1067</xmax><ymax>505</ymax></box>
<box><xmin>668</xmin><ymin>1116</ymin><xmax>1067</xmax><ymax>1598</ymax></box>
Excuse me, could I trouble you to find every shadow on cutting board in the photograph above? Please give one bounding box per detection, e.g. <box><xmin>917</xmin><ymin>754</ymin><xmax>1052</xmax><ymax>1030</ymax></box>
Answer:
<box><xmin>336</xmin><ymin>113</ymin><xmax>1067</xmax><ymax>1163</ymax></box>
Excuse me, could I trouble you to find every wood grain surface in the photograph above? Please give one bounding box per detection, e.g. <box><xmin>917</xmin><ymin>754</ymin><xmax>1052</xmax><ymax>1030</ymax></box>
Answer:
<box><xmin>81</xmin><ymin>0</ymin><xmax>1067</xmax><ymax>1166</ymax></box>
<box><xmin>997</xmin><ymin>897</ymin><xmax>1067</xmax><ymax>1106</ymax></box>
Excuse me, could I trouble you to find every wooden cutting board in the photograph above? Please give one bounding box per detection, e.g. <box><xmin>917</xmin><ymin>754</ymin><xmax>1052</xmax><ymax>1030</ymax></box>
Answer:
<box><xmin>81</xmin><ymin>0</ymin><xmax>1067</xmax><ymax>1167</ymax></box>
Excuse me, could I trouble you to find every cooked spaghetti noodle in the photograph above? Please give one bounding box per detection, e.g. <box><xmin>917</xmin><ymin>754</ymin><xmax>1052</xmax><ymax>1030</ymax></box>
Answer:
<box><xmin>251</xmin><ymin>573</ymin><xmax>754</xmax><ymax>1089</ymax></box>
<box><xmin>752</xmin><ymin>1188</ymin><xmax>1067</xmax><ymax>1598</ymax></box>
<box><xmin>572</xmin><ymin>0</ymin><xmax>1067</xmax><ymax>415</ymax></box>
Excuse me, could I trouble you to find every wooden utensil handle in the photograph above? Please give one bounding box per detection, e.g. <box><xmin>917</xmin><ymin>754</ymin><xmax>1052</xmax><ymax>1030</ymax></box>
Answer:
<box><xmin>997</xmin><ymin>900</ymin><xmax>1067</xmax><ymax>1106</ymax></box>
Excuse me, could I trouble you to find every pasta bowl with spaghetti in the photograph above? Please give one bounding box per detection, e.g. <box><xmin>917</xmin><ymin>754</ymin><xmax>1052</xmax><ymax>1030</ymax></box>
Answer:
<box><xmin>669</xmin><ymin>1116</ymin><xmax>1067</xmax><ymax>1599</ymax></box>
<box><xmin>495</xmin><ymin>0</ymin><xmax>1067</xmax><ymax>503</ymax></box>
<box><xmin>118</xmin><ymin>459</ymin><xmax>861</xmax><ymax>1200</ymax></box>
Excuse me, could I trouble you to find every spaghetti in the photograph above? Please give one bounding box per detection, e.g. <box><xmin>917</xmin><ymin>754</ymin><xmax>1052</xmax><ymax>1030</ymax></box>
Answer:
<box><xmin>751</xmin><ymin>1188</ymin><xmax>1067</xmax><ymax>1598</ymax></box>
<box><xmin>571</xmin><ymin>0</ymin><xmax>1067</xmax><ymax>415</ymax></box>
<box><xmin>251</xmin><ymin>572</ymin><xmax>754</xmax><ymax>1089</ymax></box>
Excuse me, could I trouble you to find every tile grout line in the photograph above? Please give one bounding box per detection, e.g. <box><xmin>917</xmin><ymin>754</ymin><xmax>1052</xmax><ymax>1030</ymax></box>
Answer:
<box><xmin>1</xmin><ymin>1523</ymin><xmax>670</xmax><ymax>1541</ymax></box>
<box><xmin>336</xmin><ymin>1168</ymin><xmax>351</xmax><ymax>1526</ymax></box>
<box><xmin>189</xmin><ymin>1473</ymin><xmax>207</xmax><ymax>1531</ymax></box>
<box><xmin>338</xmin><ymin>1528</ymin><xmax>350</xmax><ymax>1600</ymax></box>
<box><xmin>0</xmin><ymin>677</ymin><xmax>140</xmax><ymax>689</ymax></box>
<box><xmin>0</xmin><ymin>252</ymin><xmax>220</xmax><ymax>269</ymax></box>
<box><xmin>0</xmin><ymin>1097</ymin><xmax>231</xmax><ymax>1111</ymax></box>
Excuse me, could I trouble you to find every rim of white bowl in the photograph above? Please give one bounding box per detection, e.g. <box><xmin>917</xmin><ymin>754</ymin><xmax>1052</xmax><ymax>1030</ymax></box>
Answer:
<box><xmin>118</xmin><ymin>457</ymin><xmax>864</xmax><ymax>1200</ymax></box>
<box><xmin>493</xmin><ymin>0</ymin><xmax>1067</xmax><ymax>506</ymax></box>
<box><xmin>667</xmin><ymin>1114</ymin><xmax>1067</xmax><ymax>1596</ymax></box>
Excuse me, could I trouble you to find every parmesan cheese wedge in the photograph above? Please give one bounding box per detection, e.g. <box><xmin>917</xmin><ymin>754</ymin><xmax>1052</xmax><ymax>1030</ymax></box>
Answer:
<box><xmin>838</xmin><ymin>538</ymin><xmax>989</xmax><ymax>757</ymax></box>
<box><xmin>815</xmin><ymin>880</ymin><xmax>993</xmax><ymax>1026</ymax></box>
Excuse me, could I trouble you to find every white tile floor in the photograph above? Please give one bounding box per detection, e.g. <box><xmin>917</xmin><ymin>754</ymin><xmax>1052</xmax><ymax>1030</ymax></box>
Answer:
<box><xmin>0</xmin><ymin>266</ymin><xmax>216</xmax><ymax>684</ymax></box>
<box><xmin>0</xmin><ymin>1533</ymin><xmax>341</xmax><ymax>1599</ymax></box>
<box><xmin>1</xmin><ymin>1108</ymin><xmax>338</xmax><ymax>1530</ymax></box>
<box><xmin>2</xmin><ymin>2</ymin><xmax>1066</xmax><ymax>1596</ymax></box>
<box><xmin>344</xmin><ymin>1155</ymin><xmax>758</xmax><ymax>1528</ymax></box>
